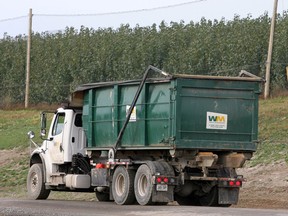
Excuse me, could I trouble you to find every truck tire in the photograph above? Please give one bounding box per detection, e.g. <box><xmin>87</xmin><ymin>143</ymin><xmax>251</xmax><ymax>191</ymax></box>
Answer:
<box><xmin>134</xmin><ymin>164</ymin><xmax>153</xmax><ymax>205</ymax></box>
<box><xmin>27</xmin><ymin>163</ymin><xmax>50</xmax><ymax>200</ymax></box>
<box><xmin>112</xmin><ymin>166</ymin><xmax>136</xmax><ymax>205</ymax></box>
<box><xmin>199</xmin><ymin>186</ymin><xmax>231</xmax><ymax>207</ymax></box>
<box><xmin>174</xmin><ymin>181</ymin><xmax>199</xmax><ymax>205</ymax></box>
<box><xmin>95</xmin><ymin>189</ymin><xmax>110</xmax><ymax>202</ymax></box>
<box><xmin>199</xmin><ymin>186</ymin><xmax>218</xmax><ymax>206</ymax></box>
<box><xmin>174</xmin><ymin>193</ymin><xmax>200</xmax><ymax>206</ymax></box>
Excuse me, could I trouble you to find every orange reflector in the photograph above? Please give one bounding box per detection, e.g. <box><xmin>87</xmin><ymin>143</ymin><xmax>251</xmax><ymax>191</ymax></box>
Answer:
<box><xmin>96</xmin><ymin>163</ymin><xmax>106</xmax><ymax>169</ymax></box>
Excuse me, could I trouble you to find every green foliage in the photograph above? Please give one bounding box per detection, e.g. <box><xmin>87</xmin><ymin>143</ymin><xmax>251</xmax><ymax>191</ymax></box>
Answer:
<box><xmin>1</xmin><ymin>13</ymin><xmax>288</xmax><ymax>106</ymax></box>
<box><xmin>0</xmin><ymin>35</ymin><xmax>26</xmax><ymax>105</ymax></box>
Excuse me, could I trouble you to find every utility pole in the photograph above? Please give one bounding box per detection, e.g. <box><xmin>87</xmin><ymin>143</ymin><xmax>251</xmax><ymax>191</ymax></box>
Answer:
<box><xmin>25</xmin><ymin>8</ymin><xmax>32</xmax><ymax>108</ymax></box>
<box><xmin>264</xmin><ymin>0</ymin><xmax>278</xmax><ymax>99</ymax></box>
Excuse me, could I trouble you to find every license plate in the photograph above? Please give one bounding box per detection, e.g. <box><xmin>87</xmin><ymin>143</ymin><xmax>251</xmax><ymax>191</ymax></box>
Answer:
<box><xmin>156</xmin><ymin>184</ymin><xmax>168</xmax><ymax>191</ymax></box>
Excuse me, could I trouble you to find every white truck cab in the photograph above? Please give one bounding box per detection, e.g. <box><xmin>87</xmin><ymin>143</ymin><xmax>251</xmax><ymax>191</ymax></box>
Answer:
<box><xmin>45</xmin><ymin>108</ymin><xmax>86</xmax><ymax>164</ymax></box>
<box><xmin>27</xmin><ymin>108</ymin><xmax>89</xmax><ymax>199</ymax></box>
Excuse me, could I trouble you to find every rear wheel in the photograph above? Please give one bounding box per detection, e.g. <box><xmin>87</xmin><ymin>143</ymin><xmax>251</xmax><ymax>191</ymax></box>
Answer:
<box><xmin>198</xmin><ymin>186</ymin><xmax>231</xmax><ymax>207</ymax></box>
<box><xmin>199</xmin><ymin>186</ymin><xmax>218</xmax><ymax>206</ymax></box>
<box><xmin>112</xmin><ymin>166</ymin><xmax>136</xmax><ymax>205</ymax></box>
<box><xmin>95</xmin><ymin>187</ymin><xmax>110</xmax><ymax>202</ymax></box>
<box><xmin>174</xmin><ymin>193</ymin><xmax>200</xmax><ymax>206</ymax></box>
<box><xmin>27</xmin><ymin>163</ymin><xmax>50</xmax><ymax>200</ymax></box>
<box><xmin>134</xmin><ymin>164</ymin><xmax>153</xmax><ymax>205</ymax></box>
<box><xmin>175</xmin><ymin>181</ymin><xmax>200</xmax><ymax>206</ymax></box>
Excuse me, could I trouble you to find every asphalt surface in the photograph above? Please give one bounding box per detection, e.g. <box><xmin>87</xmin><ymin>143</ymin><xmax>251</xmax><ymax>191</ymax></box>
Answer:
<box><xmin>1</xmin><ymin>199</ymin><xmax>288</xmax><ymax>216</ymax></box>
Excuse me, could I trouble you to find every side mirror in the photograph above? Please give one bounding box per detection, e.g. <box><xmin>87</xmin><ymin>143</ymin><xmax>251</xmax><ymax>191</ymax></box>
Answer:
<box><xmin>27</xmin><ymin>131</ymin><xmax>35</xmax><ymax>139</ymax></box>
<box><xmin>40</xmin><ymin>112</ymin><xmax>47</xmax><ymax>137</ymax></box>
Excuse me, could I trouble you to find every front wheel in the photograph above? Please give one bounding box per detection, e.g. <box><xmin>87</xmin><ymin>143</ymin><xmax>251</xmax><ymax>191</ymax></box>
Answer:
<box><xmin>27</xmin><ymin>163</ymin><xmax>50</xmax><ymax>199</ymax></box>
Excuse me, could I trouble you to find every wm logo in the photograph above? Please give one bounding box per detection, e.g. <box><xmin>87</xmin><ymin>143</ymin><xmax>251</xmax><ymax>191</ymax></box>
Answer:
<box><xmin>206</xmin><ymin>112</ymin><xmax>228</xmax><ymax>130</ymax></box>
<box><xmin>208</xmin><ymin>115</ymin><xmax>225</xmax><ymax>122</ymax></box>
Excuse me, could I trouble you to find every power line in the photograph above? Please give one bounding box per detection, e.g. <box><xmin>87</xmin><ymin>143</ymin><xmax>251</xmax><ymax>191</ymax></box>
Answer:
<box><xmin>34</xmin><ymin>0</ymin><xmax>207</xmax><ymax>17</ymax></box>
<box><xmin>0</xmin><ymin>15</ymin><xmax>27</xmax><ymax>23</ymax></box>
<box><xmin>0</xmin><ymin>0</ymin><xmax>206</xmax><ymax>23</ymax></box>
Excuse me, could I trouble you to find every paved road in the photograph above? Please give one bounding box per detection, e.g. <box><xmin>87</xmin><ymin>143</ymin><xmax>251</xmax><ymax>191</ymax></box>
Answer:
<box><xmin>0</xmin><ymin>199</ymin><xmax>288</xmax><ymax>216</ymax></box>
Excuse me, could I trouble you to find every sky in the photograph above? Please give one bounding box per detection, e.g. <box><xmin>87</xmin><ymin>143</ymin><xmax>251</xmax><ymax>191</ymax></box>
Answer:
<box><xmin>0</xmin><ymin>0</ymin><xmax>287</xmax><ymax>37</ymax></box>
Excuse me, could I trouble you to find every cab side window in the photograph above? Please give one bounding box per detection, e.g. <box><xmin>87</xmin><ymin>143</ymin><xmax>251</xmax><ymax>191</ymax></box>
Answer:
<box><xmin>74</xmin><ymin>114</ymin><xmax>82</xmax><ymax>127</ymax></box>
<box><xmin>52</xmin><ymin>113</ymin><xmax>65</xmax><ymax>136</ymax></box>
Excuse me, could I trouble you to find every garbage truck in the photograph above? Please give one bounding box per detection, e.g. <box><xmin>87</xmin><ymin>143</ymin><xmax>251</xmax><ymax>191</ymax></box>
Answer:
<box><xmin>27</xmin><ymin>65</ymin><xmax>262</xmax><ymax>206</ymax></box>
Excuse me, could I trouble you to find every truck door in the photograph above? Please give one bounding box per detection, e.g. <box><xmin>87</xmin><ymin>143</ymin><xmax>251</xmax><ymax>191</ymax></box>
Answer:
<box><xmin>63</xmin><ymin>112</ymin><xmax>86</xmax><ymax>162</ymax></box>
<box><xmin>48</xmin><ymin>112</ymin><xmax>65</xmax><ymax>164</ymax></box>
<box><xmin>70</xmin><ymin>113</ymin><xmax>86</xmax><ymax>156</ymax></box>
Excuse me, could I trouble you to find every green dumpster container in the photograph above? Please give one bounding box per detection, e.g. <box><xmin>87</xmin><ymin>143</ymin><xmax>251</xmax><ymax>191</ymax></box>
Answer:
<box><xmin>80</xmin><ymin>74</ymin><xmax>262</xmax><ymax>152</ymax></box>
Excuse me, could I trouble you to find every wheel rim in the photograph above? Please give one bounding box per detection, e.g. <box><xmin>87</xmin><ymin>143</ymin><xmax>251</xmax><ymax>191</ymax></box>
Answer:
<box><xmin>30</xmin><ymin>171</ymin><xmax>39</xmax><ymax>192</ymax></box>
<box><xmin>115</xmin><ymin>173</ymin><xmax>125</xmax><ymax>196</ymax></box>
<box><xmin>137</xmin><ymin>173</ymin><xmax>148</xmax><ymax>197</ymax></box>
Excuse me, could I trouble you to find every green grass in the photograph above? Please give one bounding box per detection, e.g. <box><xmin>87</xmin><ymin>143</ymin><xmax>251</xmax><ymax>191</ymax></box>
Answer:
<box><xmin>0</xmin><ymin>110</ymin><xmax>41</xmax><ymax>149</ymax></box>
<box><xmin>0</xmin><ymin>154</ymin><xmax>30</xmax><ymax>187</ymax></box>
<box><xmin>0</xmin><ymin>96</ymin><xmax>287</xmax><ymax>198</ymax></box>
<box><xmin>248</xmin><ymin>96</ymin><xmax>288</xmax><ymax>166</ymax></box>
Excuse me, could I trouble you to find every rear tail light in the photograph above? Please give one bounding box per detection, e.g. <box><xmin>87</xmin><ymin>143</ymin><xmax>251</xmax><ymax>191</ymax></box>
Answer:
<box><xmin>229</xmin><ymin>181</ymin><xmax>235</xmax><ymax>186</ymax></box>
<box><xmin>154</xmin><ymin>176</ymin><xmax>177</xmax><ymax>185</ymax></box>
<box><xmin>156</xmin><ymin>177</ymin><xmax>162</xmax><ymax>183</ymax></box>
<box><xmin>156</xmin><ymin>176</ymin><xmax>170</xmax><ymax>184</ymax></box>
<box><xmin>235</xmin><ymin>181</ymin><xmax>242</xmax><ymax>186</ymax></box>
<box><xmin>227</xmin><ymin>180</ymin><xmax>242</xmax><ymax>187</ymax></box>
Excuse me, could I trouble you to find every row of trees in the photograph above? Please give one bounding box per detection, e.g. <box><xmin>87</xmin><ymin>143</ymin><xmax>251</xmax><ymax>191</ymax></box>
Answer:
<box><xmin>1</xmin><ymin>12</ymin><xmax>288</xmax><ymax>106</ymax></box>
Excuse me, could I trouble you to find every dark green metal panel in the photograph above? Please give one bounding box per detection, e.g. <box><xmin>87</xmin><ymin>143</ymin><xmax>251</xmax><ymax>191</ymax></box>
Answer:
<box><xmin>175</xmin><ymin>78</ymin><xmax>260</xmax><ymax>151</ymax></box>
<box><xmin>118</xmin><ymin>82</ymin><xmax>172</xmax><ymax>147</ymax></box>
<box><xmin>117</xmin><ymin>84</ymin><xmax>142</xmax><ymax>146</ymax></box>
<box><xmin>83</xmin><ymin>81</ymin><xmax>172</xmax><ymax>149</ymax></box>
<box><xmin>83</xmin><ymin>87</ymin><xmax>115</xmax><ymax>148</ymax></box>
<box><xmin>145</xmin><ymin>83</ymin><xmax>171</xmax><ymax>146</ymax></box>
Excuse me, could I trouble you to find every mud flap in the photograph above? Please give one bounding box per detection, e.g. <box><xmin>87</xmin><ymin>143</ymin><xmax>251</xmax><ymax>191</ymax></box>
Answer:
<box><xmin>152</xmin><ymin>185</ymin><xmax>174</xmax><ymax>203</ymax></box>
<box><xmin>91</xmin><ymin>168</ymin><xmax>109</xmax><ymax>186</ymax></box>
<box><xmin>218</xmin><ymin>187</ymin><xmax>239</xmax><ymax>205</ymax></box>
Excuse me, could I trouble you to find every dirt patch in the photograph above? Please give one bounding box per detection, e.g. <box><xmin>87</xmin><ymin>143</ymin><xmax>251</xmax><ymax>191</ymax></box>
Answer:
<box><xmin>0</xmin><ymin>147</ymin><xmax>29</xmax><ymax>167</ymax></box>
<box><xmin>236</xmin><ymin>160</ymin><xmax>288</xmax><ymax>209</ymax></box>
